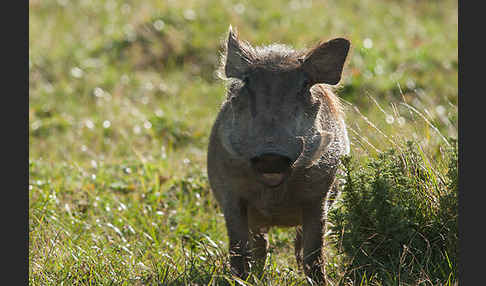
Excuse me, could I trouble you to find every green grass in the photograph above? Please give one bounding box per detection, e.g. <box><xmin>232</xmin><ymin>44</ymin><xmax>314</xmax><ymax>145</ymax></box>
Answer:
<box><xmin>326</xmin><ymin>141</ymin><xmax>457</xmax><ymax>285</ymax></box>
<box><xmin>29</xmin><ymin>0</ymin><xmax>457</xmax><ymax>285</ymax></box>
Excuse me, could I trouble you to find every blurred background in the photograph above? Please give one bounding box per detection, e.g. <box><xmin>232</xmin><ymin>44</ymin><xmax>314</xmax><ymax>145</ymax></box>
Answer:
<box><xmin>29</xmin><ymin>0</ymin><xmax>457</xmax><ymax>284</ymax></box>
<box><xmin>29</xmin><ymin>0</ymin><xmax>457</xmax><ymax>165</ymax></box>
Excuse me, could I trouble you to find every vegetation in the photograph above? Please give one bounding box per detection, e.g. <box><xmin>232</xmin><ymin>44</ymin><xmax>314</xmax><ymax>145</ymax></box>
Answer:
<box><xmin>29</xmin><ymin>0</ymin><xmax>457</xmax><ymax>285</ymax></box>
<box><xmin>327</xmin><ymin>141</ymin><xmax>457</xmax><ymax>285</ymax></box>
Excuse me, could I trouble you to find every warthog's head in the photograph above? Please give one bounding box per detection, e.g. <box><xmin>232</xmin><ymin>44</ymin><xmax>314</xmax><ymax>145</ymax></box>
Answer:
<box><xmin>218</xmin><ymin>26</ymin><xmax>349</xmax><ymax>187</ymax></box>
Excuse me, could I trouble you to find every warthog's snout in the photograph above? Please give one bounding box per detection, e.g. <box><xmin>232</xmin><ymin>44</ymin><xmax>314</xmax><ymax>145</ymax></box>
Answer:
<box><xmin>250</xmin><ymin>153</ymin><xmax>292</xmax><ymax>187</ymax></box>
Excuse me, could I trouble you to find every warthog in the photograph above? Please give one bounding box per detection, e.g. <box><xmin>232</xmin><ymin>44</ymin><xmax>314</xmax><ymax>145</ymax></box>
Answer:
<box><xmin>207</xmin><ymin>26</ymin><xmax>350</xmax><ymax>284</ymax></box>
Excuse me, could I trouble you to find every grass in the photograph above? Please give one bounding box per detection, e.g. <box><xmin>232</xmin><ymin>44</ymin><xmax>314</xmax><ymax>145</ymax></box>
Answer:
<box><xmin>326</xmin><ymin>141</ymin><xmax>457</xmax><ymax>285</ymax></box>
<box><xmin>29</xmin><ymin>0</ymin><xmax>457</xmax><ymax>285</ymax></box>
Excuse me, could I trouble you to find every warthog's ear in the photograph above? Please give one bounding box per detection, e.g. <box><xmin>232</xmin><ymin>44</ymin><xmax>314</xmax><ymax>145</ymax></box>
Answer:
<box><xmin>302</xmin><ymin>38</ymin><xmax>350</xmax><ymax>85</ymax></box>
<box><xmin>224</xmin><ymin>25</ymin><xmax>254</xmax><ymax>79</ymax></box>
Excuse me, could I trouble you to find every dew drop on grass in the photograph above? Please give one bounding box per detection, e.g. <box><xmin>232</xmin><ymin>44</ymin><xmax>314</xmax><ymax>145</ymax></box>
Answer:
<box><xmin>44</xmin><ymin>83</ymin><xmax>54</xmax><ymax>94</ymax></box>
<box><xmin>120</xmin><ymin>74</ymin><xmax>130</xmax><ymax>85</ymax></box>
<box><xmin>183</xmin><ymin>9</ymin><xmax>196</xmax><ymax>21</ymax></box>
<box><xmin>386</xmin><ymin>115</ymin><xmax>395</xmax><ymax>124</ymax></box>
<box><xmin>85</xmin><ymin>120</ymin><xmax>94</xmax><ymax>129</ymax></box>
<box><xmin>103</xmin><ymin>120</ymin><xmax>111</xmax><ymax>128</ymax></box>
<box><xmin>137</xmin><ymin>262</ymin><xmax>149</xmax><ymax>270</ymax></box>
<box><xmin>118</xmin><ymin>202</ymin><xmax>127</xmax><ymax>211</ymax></box>
<box><xmin>442</xmin><ymin>60</ymin><xmax>452</xmax><ymax>70</ymax></box>
<box><xmin>363</xmin><ymin>38</ymin><xmax>373</xmax><ymax>49</ymax></box>
<box><xmin>397</xmin><ymin>117</ymin><xmax>406</xmax><ymax>126</ymax></box>
<box><xmin>153</xmin><ymin>20</ymin><xmax>165</xmax><ymax>31</ymax></box>
<box><xmin>141</xmin><ymin>96</ymin><xmax>149</xmax><ymax>105</ymax></box>
<box><xmin>155</xmin><ymin>109</ymin><xmax>164</xmax><ymax>117</ymax></box>
<box><xmin>143</xmin><ymin>81</ymin><xmax>154</xmax><ymax>91</ymax></box>
<box><xmin>143</xmin><ymin>232</ymin><xmax>153</xmax><ymax>241</ymax></box>
<box><xmin>406</xmin><ymin>79</ymin><xmax>416</xmax><ymax>89</ymax></box>
<box><xmin>374</xmin><ymin>64</ymin><xmax>384</xmax><ymax>75</ymax></box>
<box><xmin>106</xmin><ymin>222</ymin><xmax>122</xmax><ymax>237</ymax></box>
<box><xmin>126</xmin><ymin>224</ymin><xmax>135</xmax><ymax>234</ymax></box>
<box><xmin>204</xmin><ymin>236</ymin><xmax>219</xmax><ymax>248</ymax></box>
<box><xmin>93</xmin><ymin>87</ymin><xmax>104</xmax><ymax>98</ymax></box>
<box><xmin>436</xmin><ymin>105</ymin><xmax>446</xmax><ymax>116</ymax></box>
<box><xmin>161</xmin><ymin>253</ymin><xmax>172</xmax><ymax>260</ymax></box>
<box><xmin>70</xmin><ymin>67</ymin><xmax>84</xmax><ymax>78</ymax></box>
<box><xmin>234</xmin><ymin>3</ymin><xmax>245</xmax><ymax>14</ymax></box>
<box><xmin>143</xmin><ymin>121</ymin><xmax>152</xmax><ymax>129</ymax></box>
<box><xmin>158</xmin><ymin>82</ymin><xmax>168</xmax><ymax>92</ymax></box>
<box><xmin>123</xmin><ymin>24</ymin><xmax>136</xmax><ymax>42</ymax></box>
<box><xmin>161</xmin><ymin>146</ymin><xmax>167</xmax><ymax>159</ymax></box>
<box><xmin>31</xmin><ymin>121</ymin><xmax>41</xmax><ymax>130</ymax></box>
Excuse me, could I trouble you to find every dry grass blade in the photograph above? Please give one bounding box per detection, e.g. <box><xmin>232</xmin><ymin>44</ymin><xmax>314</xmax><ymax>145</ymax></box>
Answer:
<box><xmin>400</xmin><ymin>103</ymin><xmax>451</xmax><ymax>147</ymax></box>
<box><xmin>352</xmin><ymin>105</ymin><xmax>402</xmax><ymax>151</ymax></box>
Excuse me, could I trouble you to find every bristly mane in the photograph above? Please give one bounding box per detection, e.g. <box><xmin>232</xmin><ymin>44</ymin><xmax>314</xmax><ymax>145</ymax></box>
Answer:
<box><xmin>312</xmin><ymin>84</ymin><xmax>345</xmax><ymax>121</ymax></box>
<box><xmin>217</xmin><ymin>37</ymin><xmax>306</xmax><ymax>80</ymax></box>
<box><xmin>245</xmin><ymin>43</ymin><xmax>305</xmax><ymax>70</ymax></box>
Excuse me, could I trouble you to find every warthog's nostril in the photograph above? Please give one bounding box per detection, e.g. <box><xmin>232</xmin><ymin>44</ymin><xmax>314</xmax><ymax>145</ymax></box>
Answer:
<box><xmin>250</xmin><ymin>154</ymin><xmax>292</xmax><ymax>187</ymax></box>
<box><xmin>250</xmin><ymin>153</ymin><xmax>292</xmax><ymax>187</ymax></box>
<box><xmin>250</xmin><ymin>154</ymin><xmax>291</xmax><ymax>173</ymax></box>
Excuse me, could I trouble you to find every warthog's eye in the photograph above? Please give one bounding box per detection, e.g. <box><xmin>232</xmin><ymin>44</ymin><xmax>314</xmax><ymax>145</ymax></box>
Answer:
<box><xmin>299</xmin><ymin>77</ymin><xmax>312</xmax><ymax>96</ymax></box>
<box><xmin>243</xmin><ymin>75</ymin><xmax>250</xmax><ymax>86</ymax></box>
<box><xmin>242</xmin><ymin>75</ymin><xmax>257</xmax><ymax>117</ymax></box>
<box><xmin>243</xmin><ymin>76</ymin><xmax>255</xmax><ymax>94</ymax></box>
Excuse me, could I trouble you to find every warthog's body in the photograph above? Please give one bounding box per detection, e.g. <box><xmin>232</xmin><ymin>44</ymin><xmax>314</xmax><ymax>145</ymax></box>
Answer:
<box><xmin>207</xmin><ymin>26</ymin><xmax>350</xmax><ymax>284</ymax></box>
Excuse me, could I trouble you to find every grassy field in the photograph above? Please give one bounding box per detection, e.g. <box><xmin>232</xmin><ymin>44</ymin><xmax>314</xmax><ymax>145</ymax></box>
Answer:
<box><xmin>29</xmin><ymin>0</ymin><xmax>457</xmax><ymax>285</ymax></box>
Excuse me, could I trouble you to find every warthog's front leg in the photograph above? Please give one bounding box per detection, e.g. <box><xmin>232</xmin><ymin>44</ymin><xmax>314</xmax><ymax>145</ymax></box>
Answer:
<box><xmin>302</xmin><ymin>200</ymin><xmax>326</xmax><ymax>284</ymax></box>
<box><xmin>248</xmin><ymin>227</ymin><xmax>269</xmax><ymax>276</ymax></box>
<box><xmin>294</xmin><ymin>226</ymin><xmax>303</xmax><ymax>269</ymax></box>
<box><xmin>223</xmin><ymin>198</ymin><xmax>250</xmax><ymax>279</ymax></box>
<box><xmin>247</xmin><ymin>207</ymin><xmax>269</xmax><ymax>276</ymax></box>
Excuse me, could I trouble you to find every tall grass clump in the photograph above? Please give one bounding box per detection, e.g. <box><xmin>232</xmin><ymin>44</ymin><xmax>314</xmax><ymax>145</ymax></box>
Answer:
<box><xmin>327</xmin><ymin>139</ymin><xmax>458</xmax><ymax>285</ymax></box>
